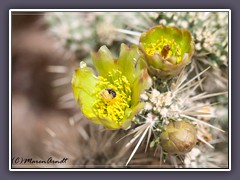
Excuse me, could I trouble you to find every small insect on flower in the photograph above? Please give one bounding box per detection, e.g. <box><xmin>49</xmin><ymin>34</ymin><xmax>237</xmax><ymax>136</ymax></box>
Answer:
<box><xmin>161</xmin><ymin>44</ymin><xmax>171</xmax><ymax>59</ymax></box>
<box><xmin>100</xmin><ymin>88</ymin><xmax>117</xmax><ymax>102</ymax></box>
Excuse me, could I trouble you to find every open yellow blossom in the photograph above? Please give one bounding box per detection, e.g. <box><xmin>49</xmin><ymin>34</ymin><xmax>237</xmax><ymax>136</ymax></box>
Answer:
<box><xmin>72</xmin><ymin>44</ymin><xmax>152</xmax><ymax>129</ymax></box>
<box><xmin>139</xmin><ymin>25</ymin><xmax>195</xmax><ymax>79</ymax></box>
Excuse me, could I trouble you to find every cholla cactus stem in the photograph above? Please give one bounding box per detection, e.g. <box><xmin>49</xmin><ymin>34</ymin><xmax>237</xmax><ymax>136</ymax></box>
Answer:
<box><xmin>122</xmin><ymin>67</ymin><xmax>226</xmax><ymax>166</ymax></box>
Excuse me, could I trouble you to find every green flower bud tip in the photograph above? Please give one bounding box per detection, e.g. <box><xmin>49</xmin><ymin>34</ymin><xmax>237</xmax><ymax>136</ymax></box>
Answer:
<box><xmin>72</xmin><ymin>44</ymin><xmax>152</xmax><ymax>130</ymax></box>
<box><xmin>139</xmin><ymin>25</ymin><xmax>195</xmax><ymax>79</ymax></box>
<box><xmin>160</xmin><ymin>120</ymin><xmax>197</xmax><ymax>154</ymax></box>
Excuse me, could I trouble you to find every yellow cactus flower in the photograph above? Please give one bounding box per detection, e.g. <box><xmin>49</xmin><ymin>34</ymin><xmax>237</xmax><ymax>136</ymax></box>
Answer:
<box><xmin>139</xmin><ymin>25</ymin><xmax>195</xmax><ymax>79</ymax></box>
<box><xmin>72</xmin><ymin>44</ymin><xmax>152</xmax><ymax>129</ymax></box>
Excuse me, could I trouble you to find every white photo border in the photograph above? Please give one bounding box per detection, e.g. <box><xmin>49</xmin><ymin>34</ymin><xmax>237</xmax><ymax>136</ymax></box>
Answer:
<box><xmin>9</xmin><ymin>9</ymin><xmax>231</xmax><ymax>171</ymax></box>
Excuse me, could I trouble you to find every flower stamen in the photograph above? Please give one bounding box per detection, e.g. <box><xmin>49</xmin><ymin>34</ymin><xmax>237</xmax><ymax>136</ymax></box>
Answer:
<box><xmin>93</xmin><ymin>70</ymin><xmax>132</xmax><ymax>125</ymax></box>
<box><xmin>144</xmin><ymin>36</ymin><xmax>182</xmax><ymax>63</ymax></box>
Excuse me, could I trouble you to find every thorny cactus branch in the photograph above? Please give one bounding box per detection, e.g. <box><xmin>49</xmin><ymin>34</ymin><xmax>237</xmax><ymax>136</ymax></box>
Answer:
<box><xmin>45</xmin><ymin>12</ymin><xmax>229</xmax><ymax>168</ymax></box>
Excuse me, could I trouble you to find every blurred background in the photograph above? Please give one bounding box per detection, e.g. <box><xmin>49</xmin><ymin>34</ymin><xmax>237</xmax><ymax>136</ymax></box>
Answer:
<box><xmin>11</xmin><ymin>11</ymin><xmax>229</xmax><ymax>168</ymax></box>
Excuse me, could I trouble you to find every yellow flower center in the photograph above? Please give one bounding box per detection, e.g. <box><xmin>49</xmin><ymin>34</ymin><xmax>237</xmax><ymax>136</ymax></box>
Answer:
<box><xmin>93</xmin><ymin>70</ymin><xmax>132</xmax><ymax>125</ymax></box>
<box><xmin>144</xmin><ymin>36</ymin><xmax>182</xmax><ymax>63</ymax></box>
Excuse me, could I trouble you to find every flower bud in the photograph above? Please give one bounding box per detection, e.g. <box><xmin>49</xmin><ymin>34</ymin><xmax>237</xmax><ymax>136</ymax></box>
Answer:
<box><xmin>160</xmin><ymin>120</ymin><xmax>197</xmax><ymax>154</ymax></box>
